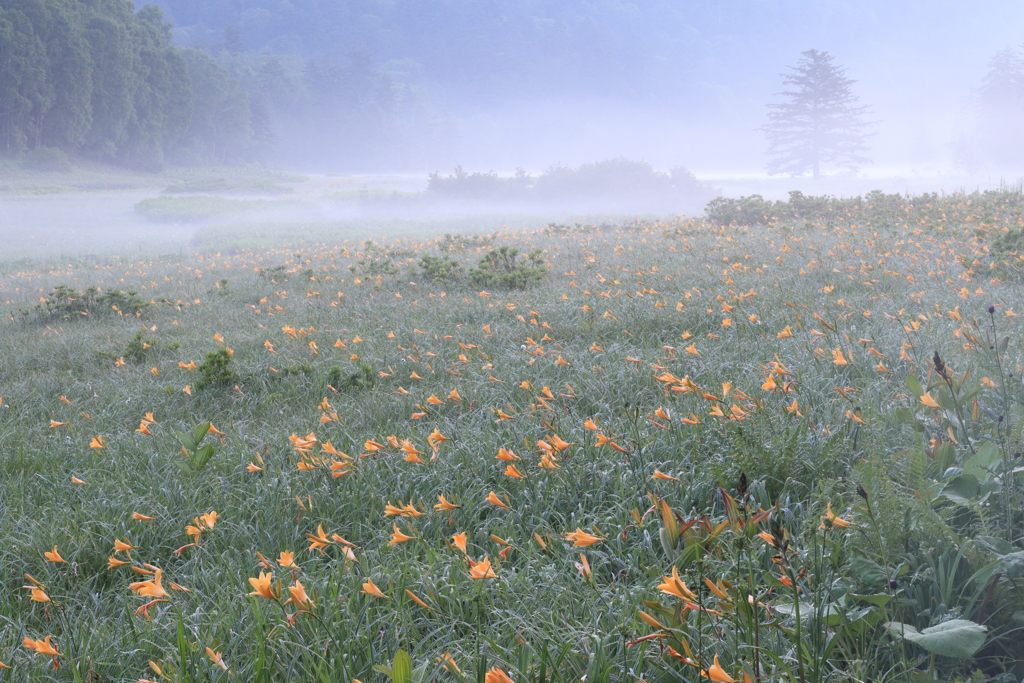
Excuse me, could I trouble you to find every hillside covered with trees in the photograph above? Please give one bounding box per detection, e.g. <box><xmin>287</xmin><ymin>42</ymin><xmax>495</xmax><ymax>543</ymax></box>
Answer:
<box><xmin>4</xmin><ymin>0</ymin><xmax>1024</xmax><ymax>174</ymax></box>
<box><xmin>0</xmin><ymin>0</ymin><xmax>270</xmax><ymax>169</ymax></box>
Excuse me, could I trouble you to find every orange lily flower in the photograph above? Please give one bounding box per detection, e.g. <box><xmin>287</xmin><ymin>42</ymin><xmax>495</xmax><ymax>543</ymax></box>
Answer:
<box><xmin>248</xmin><ymin>572</ymin><xmax>279</xmax><ymax>600</ymax></box>
<box><xmin>452</xmin><ymin>532</ymin><xmax>468</xmax><ymax>553</ymax></box>
<box><xmin>658</xmin><ymin>566</ymin><xmax>698</xmax><ymax>601</ymax></box>
<box><xmin>44</xmin><ymin>546</ymin><xmax>66</xmax><ymax>563</ymax></box>
<box><xmin>206</xmin><ymin>648</ymin><xmax>228</xmax><ymax>671</ymax></box>
<box><xmin>306</xmin><ymin>525</ymin><xmax>333</xmax><ymax>553</ymax></box>
<box><xmin>469</xmin><ymin>557</ymin><xmax>497</xmax><ymax>579</ymax></box>
<box><xmin>434</xmin><ymin>495</ymin><xmax>461</xmax><ymax>511</ymax></box>
<box><xmin>706</xmin><ymin>655</ymin><xmax>736</xmax><ymax>683</ymax></box>
<box><xmin>285</xmin><ymin>580</ymin><xmax>314</xmax><ymax>609</ymax></box>
<box><xmin>129</xmin><ymin>568</ymin><xmax>168</xmax><ymax>598</ymax></box>
<box><xmin>361</xmin><ymin>578</ymin><xmax>387</xmax><ymax>598</ymax></box>
<box><xmin>564</xmin><ymin>528</ymin><xmax>602</xmax><ymax>547</ymax></box>
<box><xmin>485</xmin><ymin>491</ymin><xmax>510</xmax><ymax>509</ymax></box>
<box><xmin>388</xmin><ymin>525</ymin><xmax>417</xmax><ymax>545</ymax></box>
<box><xmin>23</xmin><ymin>635</ymin><xmax>61</xmax><ymax>669</ymax></box>
<box><xmin>485</xmin><ymin>667</ymin><xmax>514</xmax><ymax>683</ymax></box>
<box><xmin>819</xmin><ymin>503</ymin><xmax>853</xmax><ymax>530</ymax></box>
<box><xmin>496</xmin><ymin>447</ymin><xmax>520</xmax><ymax>461</ymax></box>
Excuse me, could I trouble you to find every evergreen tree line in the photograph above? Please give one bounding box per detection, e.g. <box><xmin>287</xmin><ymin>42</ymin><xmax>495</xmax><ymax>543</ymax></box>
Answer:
<box><xmin>0</xmin><ymin>0</ymin><xmax>262</xmax><ymax>169</ymax></box>
<box><xmin>215</xmin><ymin>50</ymin><xmax>456</xmax><ymax>171</ymax></box>
<box><xmin>0</xmin><ymin>0</ymin><xmax>454</xmax><ymax>171</ymax></box>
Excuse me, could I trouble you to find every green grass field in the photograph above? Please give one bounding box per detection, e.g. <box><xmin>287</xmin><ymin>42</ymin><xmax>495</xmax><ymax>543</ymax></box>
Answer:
<box><xmin>0</xmin><ymin>193</ymin><xmax>1023</xmax><ymax>683</ymax></box>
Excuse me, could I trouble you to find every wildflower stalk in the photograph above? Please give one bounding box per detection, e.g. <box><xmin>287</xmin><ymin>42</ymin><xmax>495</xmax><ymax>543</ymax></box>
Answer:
<box><xmin>987</xmin><ymin>305</ymin><xmax>1015</xmax><ymax>543</ymax></box>
<box><xmin>932</xmin><ymin>351</ymin><xmax>975</xmax><ymax>454</ymax></box>
<box><xmin>771</xmin><ymin>517</ymin><xmax>805</xmax><ymax>683</ymax></box>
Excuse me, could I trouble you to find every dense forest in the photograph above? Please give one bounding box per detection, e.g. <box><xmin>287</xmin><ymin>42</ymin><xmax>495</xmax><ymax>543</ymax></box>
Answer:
<box><xmin>0</xmin><ymin>0</ymin><xmax>443</xmax><ymax>171</ymax></box>
<box><xmin>2</xmin><ymin>0</ymin><xmax>1023</xmax><ymax>172</ymax></box>
<box><xmin>0</xmin><ymin>0</ymin><xmax>267</xmax><ymax>168</ymax></box>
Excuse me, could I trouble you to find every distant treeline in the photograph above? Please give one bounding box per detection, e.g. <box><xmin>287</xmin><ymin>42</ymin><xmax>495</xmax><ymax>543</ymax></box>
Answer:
<box><xmin>0</xmin><ymin>0</ymin><xmax>264</xmax><ymax>169</ymax></box>
<box><xmin>426</xmin><ymin>159</ymin><xmax>716</xmax><ymax>209</ymax></box>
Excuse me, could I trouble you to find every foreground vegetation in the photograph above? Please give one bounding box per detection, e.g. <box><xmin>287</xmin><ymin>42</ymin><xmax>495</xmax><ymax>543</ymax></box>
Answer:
<box><xmin>1</xmin><ymin>189</ymin><xmax>1024</xmax><ymax>683</ymax></box>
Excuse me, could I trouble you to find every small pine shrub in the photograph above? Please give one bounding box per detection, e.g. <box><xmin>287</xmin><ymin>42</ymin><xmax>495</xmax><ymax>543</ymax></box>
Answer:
<box><xmin>195</xmin><ymin>348</ymin><xmax>237</xmax><ymax>389</ymax></box>
<box><xmin>417</xmin><ymin>254</ymin><xmax>463</xmax><ymax>283</ymax></box>
<box><xmin>989</xmin><ymin>227</ymin><xmax>1024</xmax><ymax>279</ymax></box>
<box><xmin>328</xmin><ymin>363</ymin><xmax>375</xmax><ymax>391</ymax></box>
<box><xmin>468</xmin><ymin>246</ymin><xmax>547</xmax><ymax>289</ymax></box>
<box><xmin>123</xmin><ymin>331</ymin><xmax>156</xmax><ymax>362</ymax></box>
<box><xmin>34</xmin><ymin>285</ymin><xmax>149</xmax><ymax>321</ymax></box>
<box><xmin>348</xmin><ymin>240</ymin><xmax>412</xmax><ymax>278</ymax></box>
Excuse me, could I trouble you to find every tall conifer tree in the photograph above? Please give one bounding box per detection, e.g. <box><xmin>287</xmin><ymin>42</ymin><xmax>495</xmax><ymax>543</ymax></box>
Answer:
<box><xmin>763</xmin><ymin>49</ymin><xmax>874</xmax><ymax>178</ymax></box>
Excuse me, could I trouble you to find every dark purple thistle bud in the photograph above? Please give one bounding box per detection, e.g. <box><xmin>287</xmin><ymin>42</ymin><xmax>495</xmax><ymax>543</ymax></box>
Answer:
<box><xmin>988</xmin><ymin>304</ymin><xmax>996</xmax><ymax>315</ymax></box>
<box><xmin>889</xmin><ymin>579</ymin><xmax>898</xmax><ymax>591</ymax></box>
<box><xmin>998</xmin><ymin>415</ymin><xmax>1004</xmax><ymax>423</ymax></box>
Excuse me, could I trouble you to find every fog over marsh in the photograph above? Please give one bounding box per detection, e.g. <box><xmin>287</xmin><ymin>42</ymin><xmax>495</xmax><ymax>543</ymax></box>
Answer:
<box><xmin>4</xmin><ymin>0</ymin><xmax>1024</xmax><ymax>261</ymax></box>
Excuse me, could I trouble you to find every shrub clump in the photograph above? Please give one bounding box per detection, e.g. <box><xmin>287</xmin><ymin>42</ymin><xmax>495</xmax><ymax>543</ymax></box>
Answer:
<box><xmin>417</xmin><ymin>254</ymin><xmax>463</xmax><ymax>283</ymax></box>
<box><xmin>468</xmin><ymin>246</ymin><xmax>547</xmax><ymax>289</ymax></box>
<box><xmin>989</xmin><ymin>227</ymin><xmax>1024</xmax><ymax>278</ymax></box>
<box><xmin>327</xmin><ymin>364</ymin><xmax>376</xmax><ymax>391</ymax></box>
<box><xmin>195</xmin><ymin>348</ymin><xmax>237</xmax><ymax>389</ymax></box>
<box><xmin>34</xmin><ymin>285</ymin><xmax>149</xmax><ymax>321</ymax></box>
<box><xmin>348</xmin><ymin>240</ymin><xmax>414</xmax><ymax>279</ymax></box>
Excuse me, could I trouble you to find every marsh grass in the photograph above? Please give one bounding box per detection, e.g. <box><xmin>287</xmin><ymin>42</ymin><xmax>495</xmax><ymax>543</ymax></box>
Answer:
<box><xmin>0</xmin><ymin>192</ymin><xmax>1022</xmax><ymax>681</ymax></box>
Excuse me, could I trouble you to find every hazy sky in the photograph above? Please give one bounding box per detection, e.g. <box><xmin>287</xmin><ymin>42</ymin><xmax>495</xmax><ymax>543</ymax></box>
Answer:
<box><xmin>153</xmin><ymin>0</ymin><xmax>1024</xmax><ymax>176</ymax></box>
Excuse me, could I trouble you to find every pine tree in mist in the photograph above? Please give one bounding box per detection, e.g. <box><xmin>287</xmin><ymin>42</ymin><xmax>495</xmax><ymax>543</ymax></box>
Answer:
<box><xmin>974</xmin><ymin>48</ymin><xmax>1024</xmax><ymax>168</ymax></box>
<box><xmin>762</xmin><ymin>49</ymin><xmax>874</xmax><ymax>178</ymax></box>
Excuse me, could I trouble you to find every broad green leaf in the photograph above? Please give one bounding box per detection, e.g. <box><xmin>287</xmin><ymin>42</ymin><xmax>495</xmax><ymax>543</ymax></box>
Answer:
<box><xmin>391</xmin><ymin>649</ymin><xmax>412</xmax><ymax>683</ymax></box>
<box><xmin>772</xmin><ymin>601</ymin><xmax>813</xmax><ymax>617</ymax></box>
<box><xmin>906</xmin><ymin>374</ymin><xmax>924</xmax><ymax>398</ymax></box>
<box><xmin>974</xmin><ymin>535</ymin><xmax>1014</xmax><ymax>556</ymax></box>
<box><xmin>977</xmin><ymin>479</ymin><xmax>1001</xmax><ymax>503</ymax></box>
<box><xmin>174</xmin><ymin>461</ymin><xmax>193</xmax><ymax>475</ymax></box>
<box><xmin>964</xmin><ymin>442</ymin><xmax>1000</xmax><ymax>479</ymax></box>
<box><xmin>193</xmin><ymin>422</ymin><xmax>211</xmax><ymax>444</ymax></box>
<box><xmin>175</xmin><ymin>431</ymin><xmax>196</xmax><ymax>452</ymax></box>
<box><xmin>934</xmin><ymin>442</ymin><xmax>956</xmax><ymax>472</ymax></box>
<box><xmin>958</xmin><ymin>385</ymin><xmax>981</xmax><ymax>407</ymax></box>
<box><xmin>848</xmin><ymin>593</ymin><xmax>892</xmax><ymax>607</ymax></box>
<box><xmin>935</xmin><ymin>386</ymin><xmax>955</xmax><ymax>411</ymax></box>
<box><xmin>659</xmin><ymin>528</ymin><xmax>676</xmax><ymax>557</ymax></box>
<box><xmin>194</xmin><ymin>443</ymin><xmax>215</xmax><ymax>468</ymax></box>
<box><xmin>772</xmin><ymin>602</ymin><xmax>847</xmax><ymax>627</ymax></box>
<box><xmin>994</xmin><ymin>551</ymin><xmax>1024</xmax><ymax>579</ymax></box>
<box><xmin>884</xmin><ymin>619</ymin><xmax>987</xmax><ymax>658</ymax></box>
<box><xmin>850</xmin><ymin>555</ymin><xmax>887</xmax><ymax>586</ymax></box>
<box><xmin>942</xmin><ymin>474</ymin><xmax>979</xmax><ymax>504</ymax></box>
